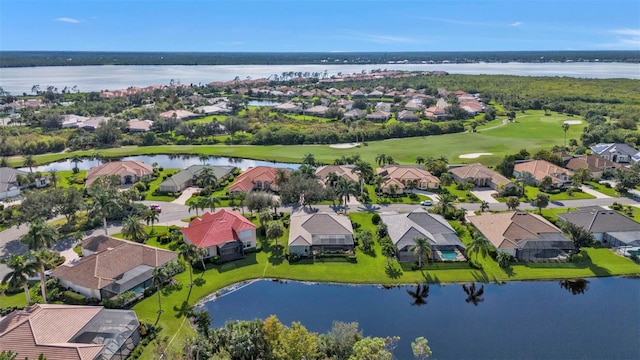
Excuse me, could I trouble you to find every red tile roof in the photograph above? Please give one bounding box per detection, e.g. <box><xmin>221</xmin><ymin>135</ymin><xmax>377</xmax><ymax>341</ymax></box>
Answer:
<box><xmin>228</xmin><ymin>166</ymin><xmax>284</xmax><ymax>193</ymax></box>
<box><xmin>85</xmin><ymin>160</ymin><xmax>153</xmax><ymax>187</ymax></box>
<box><xmin>181</xmin><ymin>209</ymin><xmax>256</xmax><ymax>248</ymax></box>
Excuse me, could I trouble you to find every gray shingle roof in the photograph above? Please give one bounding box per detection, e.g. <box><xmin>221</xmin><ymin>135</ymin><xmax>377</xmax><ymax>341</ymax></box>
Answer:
<box><xmin>159</xmin><ymin>165</ymin><xmax>235</xmax><ymax>189</ymax></box>
<box><xmin>558</xmin><ymin>207</ymin><xmax>640</xmax><ymax>233</ymax></box>
<box><xmin>288</xmin><ymin>212</ymin><xmax>354</xmax><ymax>246</ymax></box>
<box><xmin>0</xmin><ymin>167</ymin><xmax>28</xmax><ymax>193</ymax></box>
<box><xmin>381</xmin><ymin>208</ymin><xmax>464</xmax><ymax>250</ymax></box>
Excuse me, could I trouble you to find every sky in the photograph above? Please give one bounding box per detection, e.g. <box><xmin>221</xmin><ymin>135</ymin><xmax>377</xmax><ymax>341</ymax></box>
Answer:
<box><xmin>1</xmin><ymin>0</ymin><xmax>639</xmax><ymax>52</ymax></box>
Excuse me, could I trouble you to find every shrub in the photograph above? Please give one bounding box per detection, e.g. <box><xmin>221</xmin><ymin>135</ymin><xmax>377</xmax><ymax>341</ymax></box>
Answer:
<box><xmin>408</xmin><ymin>193</ymin><xmax>419</xmax><ymax>201</ymax></box>
<box><xmin>287</xmin><ymin>253</ymin><xmax>300</xmax><ymax>263</ymax></box>
<box><xmin>63</xmin><ymin>290</ymin><xmax>87</xmax><ymax>305</ymax></box>
<box><xmin>371</xmin><ymin>213</ymin><xmax>381</xmax><ymax>225</ymax></box>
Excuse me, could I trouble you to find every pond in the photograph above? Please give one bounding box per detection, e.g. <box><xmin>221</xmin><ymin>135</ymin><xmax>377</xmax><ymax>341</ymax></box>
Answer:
<box><xmin>23</xmin><ymin>154</ymin><xmax>300</xmax><ymax>172</ymax></box>
<box><xmin>201</xmin><ymin>277</ymin><xmax>640</xmax><ymax>360</ymax></box>
<box><xmin>247</xmin><ymin>100</ymin><xmax>281</xmax><ymax>107</ymax></box>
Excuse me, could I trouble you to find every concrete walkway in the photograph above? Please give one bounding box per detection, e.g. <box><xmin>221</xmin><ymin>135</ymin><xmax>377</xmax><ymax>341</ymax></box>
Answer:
<box><xmin>410</xmin><ymin>189</ymin><xmax>441</xmax><ymax>202</ymax></box>
<box><xmin>580</xmin><ymin>185</ymin><xmax>611</xmax><ymax>199</ymax></box>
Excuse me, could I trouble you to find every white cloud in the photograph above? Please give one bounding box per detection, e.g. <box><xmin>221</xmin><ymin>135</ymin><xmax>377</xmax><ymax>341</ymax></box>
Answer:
<box><xmin>54</xmin><ymin>17</ymin><xmax>80</xmax><ymax>23</ymax></box>
<box><xmin>610</xmin><ymin>29</ymin><xmax>640</xmax><ymax>37</ymax></box>
<box><xmin>510</xmin><ymin>21</ymin><xmax>522</xmax><ymax>27</ymax></box>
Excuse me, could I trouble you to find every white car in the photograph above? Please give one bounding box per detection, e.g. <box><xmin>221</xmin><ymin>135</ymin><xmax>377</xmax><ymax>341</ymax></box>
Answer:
<box><xmin>420</xmin><ymin>200</ymin><xmax>433</xmax><ymax>206</ymax></box>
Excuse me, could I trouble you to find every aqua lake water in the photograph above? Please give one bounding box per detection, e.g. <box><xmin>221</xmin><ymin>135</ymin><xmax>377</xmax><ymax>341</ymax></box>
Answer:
<box><xmin>22</xmin><ymin>154</ymin><xmax>300</xmax><ymax>172</ymax></box>
<box><xmin>201</xmin><ymin>277</ymin><xmax>640</xmax><ymax>360</ymax></box>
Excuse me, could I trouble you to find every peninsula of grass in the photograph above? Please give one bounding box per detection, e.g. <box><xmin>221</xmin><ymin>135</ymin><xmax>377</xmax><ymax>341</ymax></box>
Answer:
<box><xmin>8</xmin><ymin>110</ymin><xmax>585</xmax><ymax>169</ymax></box>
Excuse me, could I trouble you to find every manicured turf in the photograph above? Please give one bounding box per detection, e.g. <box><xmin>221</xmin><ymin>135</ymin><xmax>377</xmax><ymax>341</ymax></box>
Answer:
<box><xmin>8</xmin><ymin>110</ymin><xmax>585</xmax><ymax>169</ymax></box>
<box><xmin>586</xmin><ymin>181</ymin><xmax>620</xmax><ymax>197</ymax></box>
<box><xmin>524</xmin><ymin>186</ymin><xmax>596</xmax><ymax>201</ymax></box>
<box><xmin>145</xmin><ymin>168</ymin><xmax>181</xmax><ymax>202</ymax></box>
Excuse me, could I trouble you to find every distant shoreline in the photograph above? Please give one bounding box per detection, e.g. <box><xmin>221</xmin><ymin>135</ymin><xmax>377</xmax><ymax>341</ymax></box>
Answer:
<box><xmin>1</xmin><ymin>50</ymin><xmax>639</xmax><ymax>68</ymax></box>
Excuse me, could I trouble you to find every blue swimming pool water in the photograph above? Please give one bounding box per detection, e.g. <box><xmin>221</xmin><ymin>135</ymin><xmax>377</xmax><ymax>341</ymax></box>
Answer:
<box><xmin>440</xmin><ymin>250</ymin><xmax>457</xmax><ymax>260</ymax></box>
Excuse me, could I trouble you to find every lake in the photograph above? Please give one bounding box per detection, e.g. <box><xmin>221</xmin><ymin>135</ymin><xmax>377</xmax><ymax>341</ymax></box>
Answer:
<box><xmin>1</xmin><ymin>62</ymin><xmax>639</xmax><ymax>94</ymax></box>
<box><xmin>22</xmin><ymin>154</ymin><xmax>300</xmax><ymax>172</ymax></box>
<box><xmin>201</xmin><ymin>277</ymin><xmax>640</xmax><ymax>360</ymax></box>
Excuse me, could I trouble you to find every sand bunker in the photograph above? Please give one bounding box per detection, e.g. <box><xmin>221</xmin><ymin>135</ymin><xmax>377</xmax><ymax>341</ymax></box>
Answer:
<box><xmin>459</xmin><ymin>153</ymin><xmax>493</xmax><ymax>159</ymax></box>
<box><xmin>329</xmin><ymin>143</ymin><xmax>361</xmax><ymax>149</ymax></box>
<box><xmin>563</xmin><ymin>120</ymin><xmax>582</xmax><ymax>125</ymax></box>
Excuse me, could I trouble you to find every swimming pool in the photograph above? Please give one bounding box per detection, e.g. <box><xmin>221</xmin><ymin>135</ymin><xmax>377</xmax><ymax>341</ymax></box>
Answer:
<box><xmin>440</xmin><ymin>250</ymin><xmax>458</xmax><ymax>261</ymax></box>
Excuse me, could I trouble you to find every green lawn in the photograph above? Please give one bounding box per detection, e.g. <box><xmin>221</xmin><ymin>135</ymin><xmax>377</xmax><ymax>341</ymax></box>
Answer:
<box><xmin>145</xmin><ymin>168</ymin><xmax>181</xmax><ymax>202</ymax></box>
<box><xmin>442</xmin><ymin>184</ymin><xmax>480</xmax><ymax>202</ymax></box>
<box><xmin>8</xmin><ymin>110</ymin><xmax>585</xmax><ymax>169</ymax></box>
<box><xmin>54</xmin><ymin>170</ymin><xmax>86</xmax><ymax>189</ymax></box>
<box><xmin>586</xmin><ymin>181</ymin><xmax>620</xmax><ymax>197</ymax></box>
<box><xmin>524</xmin><ymin>186</ymin><xmax>596</xmax><ymax>201</ymax></box>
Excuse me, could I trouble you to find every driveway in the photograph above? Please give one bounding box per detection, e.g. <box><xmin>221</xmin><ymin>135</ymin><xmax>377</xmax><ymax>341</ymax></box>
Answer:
<box><xmin>171</xmin><ymin>187</ymin><xmax>201</xmax><ymax>205</ymax></box>
<box><xmin>411</xmin><ymin>189</ymin><xmax>441</xmax><ymax>202</ymax></box>
<box><xmin>471</xmin><ymin>188</ymin><xmax>499</xmax><ymax>204</ymax></box>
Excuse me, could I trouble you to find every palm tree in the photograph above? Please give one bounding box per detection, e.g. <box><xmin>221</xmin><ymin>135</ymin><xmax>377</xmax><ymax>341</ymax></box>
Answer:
<box><xmin>274</xmin><ymin>168</ymin><xmax>289</xmax><ymax>186</ymax></box>
<box><xmin>91</xmin><ymin>151</ymin><xmax>104</xmax><ymax>164</ymax></box>
<box><xmin>89</xmin><ymin>190</ymin><xmax>120</xmax><ymax>235</ymax></box>
<box><xmin>1</xmin><ymin>254</ymin><xmax>37</xmax><ymax>305</ymax></box>
<box><xmin>21</xmin><ymin>218</ymin><xmax>58</xmax><ymax>251</ymax></box>
<box><xmin>152</xmin><ymin>266</ymin><xmax>168</xmax><ymax>314</ymax></box>
<box><xmin>351</xmin><ymin>160</ymin><xmax>373</xmax><ymax>191</ymax></box>
<box><xmin>122</xmin><ymin>215</ymin><xmax>147</xmax><ymax>243</ymax></box>
<box><xmin>188</xmin><ymin>198</ymin><xmax>206</xmax><ymax>216</ymax></box>
<box><xmin>375</xmin><ymin>153</ymin><xmax>387</xmax><ymax>166</ymax></box>
<box><xmin>259</xmin><ymin>208</ymin><xmax>272</xmax><ymax>229</ymax></box>
<box><xmin>411</xmin><ymin>237</ymin><xmax>432</xmax><ymax>269</ymax></box>
<box><xmin>462</xmin><ymin>283</ymin><xmax>485</xmax><ymax>306</ymax></box>
<box><xmin>480</xmin><ymin>201</ymin><xmax>490</xmax><ymax>212</ymax></box>
<box><xmin>23</xmin><ymin>154</ymin><xmax>36</xmax><ymax>173</ymax></box>
<box><xmin>385</xmin><ymin>155</ymin><xmax>395</xmax><ymax>165</ymax></box>
<box><xmin>302</xmin><ymin>153</ymin><xmax>316</xmax><ymax>166</ymax></box>
<box><xmin>31</xmin><ymin>249</ymin><xmax>56</xmax><ymax>303</ymax></box>
<box><xmin>434</xmin><ymin>193</ymin><xmax>457</xmax><ymax>216</ymax></box>
<box><xmin>143</xmin><ymin>208</ymin><xmax>160</xmax><ymax>230</ymax></box>
<box><xmin>562</xmin><ymin>122</ymin><xmax>570</xmax><ymax>148</ymax></box>
<box><xmin>416</xmin><ymin>156</ymin><xmax>425</xmax><ymax>165</ymax></box>
<box><xmin>381</xmin><ymin>242</ymin><xmax>397</xmax><ymax>264</ymax></box>
<box><xmin>466</xmin><ymin>231</ymin><xmax>492</xmax><ymax>264</ymax></box>
<box><xmin>265</xmin><ymin>220</ymin><xmax>284</xmax><ymax>248</ymax></box>
<box><xmin>335</xmin><ymin>178</ymin><xmax>359</xmax><ymax>209</ymax></box>
<box><xmin>572</xmin><ymin>167</ymin><xmax>592</xmax><ymax>185</ymax></box>
<box><xmin>203</xmin><ymin>196</ymin><xmax>221</xmax><ymax>213</ymax></box>
<box><xmin>407</xmin><ymin>283</ymin><xmax>430</xmax><ymax>306</ymax></box>
<box><xmin>179</xmin><ymin>243</ymin><xmax>200</xmax><ymax>286</ymax></box>
<box><xmin>48</xmin><ymin>169</ymin><xmax>59</xmax><ymax>188</ymax></box>
<box><xmin>70</xmin><ymin>155</ymin><xmax>83</xmax><ymax>173</ymax></box>
<box><xmin>197</xmin><ymin>167</ymin><xmax>217</xmax><ymax>188</ymax></box>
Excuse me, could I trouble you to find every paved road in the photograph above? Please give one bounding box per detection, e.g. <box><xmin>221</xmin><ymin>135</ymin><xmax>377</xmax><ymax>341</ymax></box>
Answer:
<box><xmin>2</xmin><ymin>196</ymin><xmax>640</xmax><ymax>279</ymax></box>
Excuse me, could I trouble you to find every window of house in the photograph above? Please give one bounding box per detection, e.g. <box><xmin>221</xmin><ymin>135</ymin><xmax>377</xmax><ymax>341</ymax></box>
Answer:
<box><xmin>244</xmin><ymin>241</ymin><xmax>252</xmax><ymax>248</ymax></box>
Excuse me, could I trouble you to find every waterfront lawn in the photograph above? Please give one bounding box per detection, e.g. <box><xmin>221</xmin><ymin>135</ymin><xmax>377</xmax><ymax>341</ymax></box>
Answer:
<box><xmin>55</xmin><ymin>170</ymin><xmax>86</xmax><ymax>189</ymax></box>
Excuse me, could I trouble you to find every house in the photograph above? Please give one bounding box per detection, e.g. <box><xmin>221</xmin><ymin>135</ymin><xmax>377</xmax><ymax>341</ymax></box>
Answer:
<box><xmin>374</xmin><ymin>102</ymin><xmax>392</xmax><ymax>113</ymax></box>
<box><xmin>0</xmin><ymin>304</ymin><xmax>140</xmax><ymax>360</ymax></box>
<box><xmin>52</xmin><ymin>236</ymin><xmax>178</xmax><ymax>300</ymax></box>
<box><xmin>343</xmin><ymin>108</ymin><xmax>366</xmax><ymax>119</ymax></box>
<box><xmin>228</xmin><ymin>166</ymin><xmax>286</xmax><ymax>193</ymax></box>
<box><xmin>80</xmin><ymin>116</ymin><xmax>110</xmax><ymax>131</ymax></box>
<box><xmin>315</xmin><ymin>165</ymin><xmax>360</xmax><ymax>185</ymax></box>
<box><xmin>424</xmin><ymin>107</ymin><xmax>448</xmax><ymax>121</ymax></box>
<box><xmin>274</xmin><ymin>102</ymin><xmax>302</xmax><ymax>114</ymax></box>
<box><xmin>469</xmin><ymin>212</ymin><xmax>574</xmax><ymax>260</ymax></box>
<box><xmin>159</xmin><ymin>109</ymin><xmax>198</xmax><ymax>120</ymax></box>
<box><xmin>558</xmin><ymin>207</ymin><xmax>640</xmax><ymax>247</ymax></box>
<box><xmin>85</xmin><ymin>160</ymin><xmax>154</xmax><ymax>187</ymax></box>
<box><xmin>513</xmin><ymin>160</ymin><xmax>574</xmax><ymax>188</ymax></box>
<box><xmin>127</xmin><ymin>119</ymin><xmax>153</xmax><ymax>132</ymax></box>
<box><xmin>403</xmin><ymin>101</ymin><xmax>424</xmax><ymax>111</ymax></box>
<box><xmin>304</xmin><ymin>105</ymin><xmax>329</xmax><ymax>117</ymax></box>
<box><xmin>564</xmin><ymin>155</ymin><xmax>622</xmax><ymax>179</ymax></box>
<box><xmin>590</xmin><ymin>143</ymin><xmax>640</xmax><ymax>164</ymax></box>
<box><xmin>61</xmin><ymin>114</ymin><xmax>89</xmax><ymax>128</ymax></box>
<box><xmin>158</xmin><ymin>165</ymin><xmax>236</xmax><ymax>193</ymax></box>
<box><xmin>366</xmin><ymin>111</ymin><xmax>391</xmax><ymax>122</ymax></box>
<box><xmin>381</xmin><ymin>209</ymin><xmax>466</xmax><ymax>262</ymax></box>
<box><xmin>181</xmin><ymin>209</ymin><xmax>257</xmax><ymax>262</ymax></box>
<box><xmin>367</xmin><ymin>90</ymin><xmax>384</xmax><ymax>98</ymax></box>
<box><xmin>377</xmin><ymin>165</ymin><xmax>440</xmax><ymax>194</ymax></box>
<box><xmin>397</xmin><ymin>110</ymin><xmax>419</xmax><ymax>122</ymax></box>
<box><xmin>195</xmin><ymin>105</ymin><xmax>232</xmax><ymax>115</ymax></box>
<box><xmin>288</xmin><ymin>212</ymin><xmax>354</xmax><ymax>256</ymax></box>
<box><xmin>0</xmin><ymin>167</ymin><xmax>29</xmax><ymax>200</ymax></box>
<box><xmin>449</xmin><ymin>163</ymin><xmax>515</xmax><ymax>190</ymax></box>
